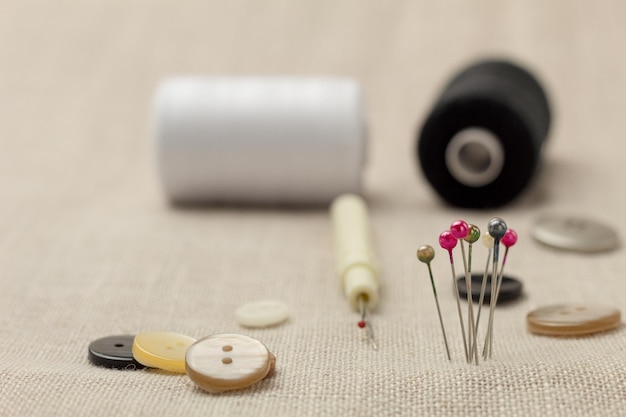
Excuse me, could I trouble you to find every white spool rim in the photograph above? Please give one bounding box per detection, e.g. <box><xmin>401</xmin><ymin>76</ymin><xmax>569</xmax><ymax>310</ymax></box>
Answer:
<box><xmin>444</xmin><ymin>127</ymin><xmax>505</xmax><ymax>187</ymax></box>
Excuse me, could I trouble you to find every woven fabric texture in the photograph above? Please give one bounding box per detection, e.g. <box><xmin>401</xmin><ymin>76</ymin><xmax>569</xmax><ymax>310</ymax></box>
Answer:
<box><xmin>1</xmin><ymin>1</ymin><xmax>625</xmax><ymax>416</ymax></box>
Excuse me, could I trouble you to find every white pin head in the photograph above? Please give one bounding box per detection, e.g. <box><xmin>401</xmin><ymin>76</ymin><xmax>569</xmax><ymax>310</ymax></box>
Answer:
<box><xmin>482</xmin><ymin>232</ymin><xmax>494</xmax><ymax>249</ymax></box>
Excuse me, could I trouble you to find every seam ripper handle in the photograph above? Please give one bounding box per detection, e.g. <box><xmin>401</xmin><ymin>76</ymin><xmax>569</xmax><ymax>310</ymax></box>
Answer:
<box><xmin>330</xmin><ymin>194</ymin><xmax>379</xmax><ymax>311</ymax></box>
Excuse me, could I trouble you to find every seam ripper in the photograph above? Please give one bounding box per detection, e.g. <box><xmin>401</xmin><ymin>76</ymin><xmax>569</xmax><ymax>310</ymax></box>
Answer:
<box><xmin>330</xmin><ymin>194</ymin><xmax>380</xmax><ymax>350</ymax></box>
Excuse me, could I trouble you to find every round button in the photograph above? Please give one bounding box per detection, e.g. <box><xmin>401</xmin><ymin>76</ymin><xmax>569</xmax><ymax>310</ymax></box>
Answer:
<box><xmin>532</xmin><ymin>215</ymin><xmax>620</xmax><ymax>252</ymax></box>
<box><xmin>185</xmin><ymin>333</ymin><xmax>275</xmax><ymax>393</ymax></box>
<box><xmin>132</xmin><ymin>331</ymin><xmax>196</xmax><ymax>373</ymax></box>
<box><xmin>527</xmin><ymin>304</ymin><xmax>621</xmax><ymax>336</ymax></box>
<box><xmin>88</xmin><ymin>335</ymin><xmax>146</xmax><ymax>370</ymax></box>
<box><xmin>456</xmin><ymin>273</ymin><xmax>523</xmax><ymax>303</ymax></box>
<box><xmin>236</xmin><ymin>299</ymin><xmax>289</xmax><ymax>328</ymax></box>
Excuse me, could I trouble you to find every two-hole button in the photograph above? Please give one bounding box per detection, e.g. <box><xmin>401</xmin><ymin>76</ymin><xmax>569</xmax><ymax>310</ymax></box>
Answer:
<box><xmin>185</xmin><ymin>333</ymin><xmax>275</xmax><ymax>393</ymax></box>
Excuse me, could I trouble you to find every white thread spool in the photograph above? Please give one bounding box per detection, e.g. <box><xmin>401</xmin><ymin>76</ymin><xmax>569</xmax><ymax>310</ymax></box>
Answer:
<box><xmin>153</xmin><ymin>77</ymin><xmax>366</xmax><ymax>204</ymax></box>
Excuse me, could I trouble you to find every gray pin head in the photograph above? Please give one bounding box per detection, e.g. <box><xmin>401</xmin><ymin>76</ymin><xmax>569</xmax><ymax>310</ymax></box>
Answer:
<box><xmin>487</xmin><ymin>217</ymin><xmax>507</xmax><ymax>239</ymax></box>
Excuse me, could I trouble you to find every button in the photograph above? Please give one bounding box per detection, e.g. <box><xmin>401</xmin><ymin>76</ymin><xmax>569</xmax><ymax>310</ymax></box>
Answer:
<box><xmin>235</xmin><ymin>299</ymin><xmax>289</xmax><ymax>328</ymax></box>
<box><xmin>185</xmin><ymin>333</ymin><xmax>275</xmax><ymax>393</ymax></box>
<box><xmin>88</xmin><ymin>335</ymin><xmax>146</xmax><ymax>370</ymax></box>
<box><xmin>527</xmin><ymin>304</ymin><xmax>621</xmax><ymax>336</ymax></box>
<box><xmin>532</xmin><ymin>214</ymin><xmax>620</xmax><ymax>252</ymax></box>
<box><xmin>132</xmin><ymin>331</ymin><xmax>196</xmax><ymax>373</ymax></box>
<box><xmin>456</xmin><ymin>273</ymin><xmax>522</xmax><ymax>303</ymax></box>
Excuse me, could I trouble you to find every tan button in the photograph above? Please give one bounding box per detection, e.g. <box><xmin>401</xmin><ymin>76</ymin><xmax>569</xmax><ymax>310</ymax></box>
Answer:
<box><xmin>185</xmin><ymin>333</ymin><xmax>275</xmax><ymax>393</ymax></box>
<box><xmin>527</xmin><ymin>304</ymin><xmax>621</xmax><ymax>336</ymax></box>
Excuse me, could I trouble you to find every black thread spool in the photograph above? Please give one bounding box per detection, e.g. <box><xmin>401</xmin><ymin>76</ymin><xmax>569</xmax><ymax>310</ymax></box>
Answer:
<box><xmin>417</xmin><ymin>60</ymin><xmax>551</xmax><ymax>208</ymax></box>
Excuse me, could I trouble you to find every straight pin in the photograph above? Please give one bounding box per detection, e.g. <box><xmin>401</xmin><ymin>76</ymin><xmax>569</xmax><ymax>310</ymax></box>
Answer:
<box><xmin>439</xmin><ymin>231</ymin><xmax>469</xmax><ymax>362</ymax></box>
<box><xmin>484</xmin><ymin>229</ymin><xmax>518</xmax><ymax>356</ymax></box>
<box><xmin>450</xmin><ymin>220</ymin><xmax>478</xmax><ymax>364</ymax></box>
<box><xmin>483</xmin><ymin>217</ymin><xmax>507</xmax><ymax>359</ymax></box>
<box><xmin>475</xmin><ymin>232</ymin><xmax>493</xmax><ymax>333</ymax></box>
<box><xmin>417</xmin><ymin>245</ymin><xmax>451</xmax><ymax>360</ymax></box>
<box><xmin>462</xmin><ymin>224</ymin><xmax>481</xmax><ymax>364</ymax></box>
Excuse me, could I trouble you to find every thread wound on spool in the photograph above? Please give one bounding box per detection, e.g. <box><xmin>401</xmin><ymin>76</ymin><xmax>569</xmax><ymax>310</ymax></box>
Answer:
<box><xmin>417</xmin><ymin>60</ymin><xmax>551</xmax><ymax>208</ymax></box>
<box><xmin>154</xmin><ymin>77</ymin><xmax>367</xmax><ymax>205</ymax></box>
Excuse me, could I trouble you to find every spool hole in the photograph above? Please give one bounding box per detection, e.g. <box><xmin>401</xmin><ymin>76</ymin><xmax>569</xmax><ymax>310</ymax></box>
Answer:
<box><xmin>445</xmin><ymin>127</ymin><xmax>505</xmax><ymax>187</ymax></box>
<box><xmin>458</xmin><ymin>142</ymin><xmax>492</xmax><ymax>173</ymax></box>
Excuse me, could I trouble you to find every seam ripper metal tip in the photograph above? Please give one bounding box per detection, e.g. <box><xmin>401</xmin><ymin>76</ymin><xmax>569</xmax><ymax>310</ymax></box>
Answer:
<box><xmin>330</xmin><ymin>194</ymin><xmax>380</xmax><ymax>350</ymax></box>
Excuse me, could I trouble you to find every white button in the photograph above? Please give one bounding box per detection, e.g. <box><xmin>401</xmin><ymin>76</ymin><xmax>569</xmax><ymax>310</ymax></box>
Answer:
<box><xmin>532</xmin><ymin>214</ymin><xmax>620</xmax><ymax>252</ymax></box>
<box><xmin>235</xmin><ymin>299</ymin><xmax>289</xmax><ymax>328</ymax></box>
<box><xmin>185</xmin><ymin>333</ymin><xmax>275</xmax><ymax>393</ymax></box>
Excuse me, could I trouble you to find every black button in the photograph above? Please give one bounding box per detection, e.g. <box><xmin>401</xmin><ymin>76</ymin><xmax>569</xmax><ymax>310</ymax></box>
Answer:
<box><xmin>456</xmin><ymin>273</ymin><xmax>522</xmax><ymax>303</ymax></box>
<box><xmin>88</xmin><ymin>335</ymin><xmax>146</xmax><ymax>370</ymax></box>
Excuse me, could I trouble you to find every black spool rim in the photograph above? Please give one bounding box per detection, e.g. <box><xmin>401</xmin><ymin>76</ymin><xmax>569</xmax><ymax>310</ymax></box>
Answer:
<box><xmin>416</xmin><ymin>59</ymin><xmax>551</xmax><ymax>208</ymax></box>
<box><xmin>418</xmin><ymin>95</ymin><xmax>539</xmax><ymax>208</ymax></box>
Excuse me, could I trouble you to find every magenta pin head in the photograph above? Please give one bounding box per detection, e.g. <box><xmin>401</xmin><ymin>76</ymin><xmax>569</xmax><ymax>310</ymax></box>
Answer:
<box><xmin>439</xmin><ymin>231</ymin><xmax>457</xmax><ymax>252</ymax></box>
<box><xmin>450</xmin><ymin>220</ymin><xmax>469</xmax><ymax>240</ymax></box>
<box><xmin>502</xmin><ymin>229</ymin><xmax>518</xmax><ymax>248</ymax></box>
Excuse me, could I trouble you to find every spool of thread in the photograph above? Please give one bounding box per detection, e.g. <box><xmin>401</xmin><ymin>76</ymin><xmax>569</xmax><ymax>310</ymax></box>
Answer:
<box><xmin>416</xmin><ymin>60</ymin><xmax>551</xmax><ymax>208</ymax></box>
<box><xmin>153</xmin><ymin>77</ymin><xmax>366</xmax><ymax>205</ymax></box>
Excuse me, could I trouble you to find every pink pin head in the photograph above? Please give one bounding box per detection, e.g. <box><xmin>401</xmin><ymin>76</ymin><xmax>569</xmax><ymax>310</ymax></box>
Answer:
<box><xmin>450</xmin><ymin>220</ymin><xmax>469</xmax><ymax>239</ymax></box>
<box><xmin>502</xmin><ymin>229</ymin><xmax>518</xmax><ymax>248</ymax></box>
<box><xmin>439</xmin><ymin>231</ymin><xmax>457</xmax><ymax>252</ymax></box>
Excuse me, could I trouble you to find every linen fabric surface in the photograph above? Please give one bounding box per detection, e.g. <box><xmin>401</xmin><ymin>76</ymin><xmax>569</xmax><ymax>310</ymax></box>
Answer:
<box><xmin>1</xmin><ymin>1</ymin><xmax>625</xmax><ymax>416</ymax></box>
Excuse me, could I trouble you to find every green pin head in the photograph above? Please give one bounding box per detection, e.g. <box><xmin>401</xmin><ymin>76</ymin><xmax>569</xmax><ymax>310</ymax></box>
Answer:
<box><xmin>463</xmin><ymin>224</ymin><xmax>481</xmax><ymax>244</ymax></box>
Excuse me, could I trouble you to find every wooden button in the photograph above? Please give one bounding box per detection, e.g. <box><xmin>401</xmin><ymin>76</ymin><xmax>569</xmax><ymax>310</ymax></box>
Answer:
<box><xmin>527</xmin><ymin>304</ymin><xmax>621</xmax><ymax>336</ymax></box>
<box><xmin>88</xmin><ymin>335</ymin><xmax>146</xmax><ymax>370</ymax></box>
<box><xmin>185</xmin><ymin>333</ymin><xmax>275</xmax><ymax>393</ymax></box>
<box><xmin>132</xmin><ymin>331</ymin><xmax>196</xmax><ymax>373</ymax></box>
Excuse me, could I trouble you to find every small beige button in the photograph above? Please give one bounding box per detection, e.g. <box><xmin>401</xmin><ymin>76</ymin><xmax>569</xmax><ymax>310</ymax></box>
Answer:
<box><xmin>235</xmin><ymin>299</ymin><xmax>289</xmax><ymax>328</ymax></box>
<box><xmin>527</xmin><ymin>304</ymin><xmax>621</xmax><ymax>336</ymax></box>
<box><xmin>185</xmin><ymin>333</ymin><xmax>275</xmax><ymax>393</ymax></box>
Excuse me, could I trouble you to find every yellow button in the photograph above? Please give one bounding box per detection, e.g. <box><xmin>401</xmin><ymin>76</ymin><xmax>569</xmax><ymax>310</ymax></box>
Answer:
<box><xmin>185</xmin><ymin>333</ymin><xmax>275</xmax><ymax>393</ymax></box>
<box><xmin>527</xmin><ymin>304</ymin><xmax>621</xmax><ymax>336</ymax></box>
<box><xmin>132</xmin><ymin>331</ymin><xmax>197</xmax><ymax>373</ymax></box>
